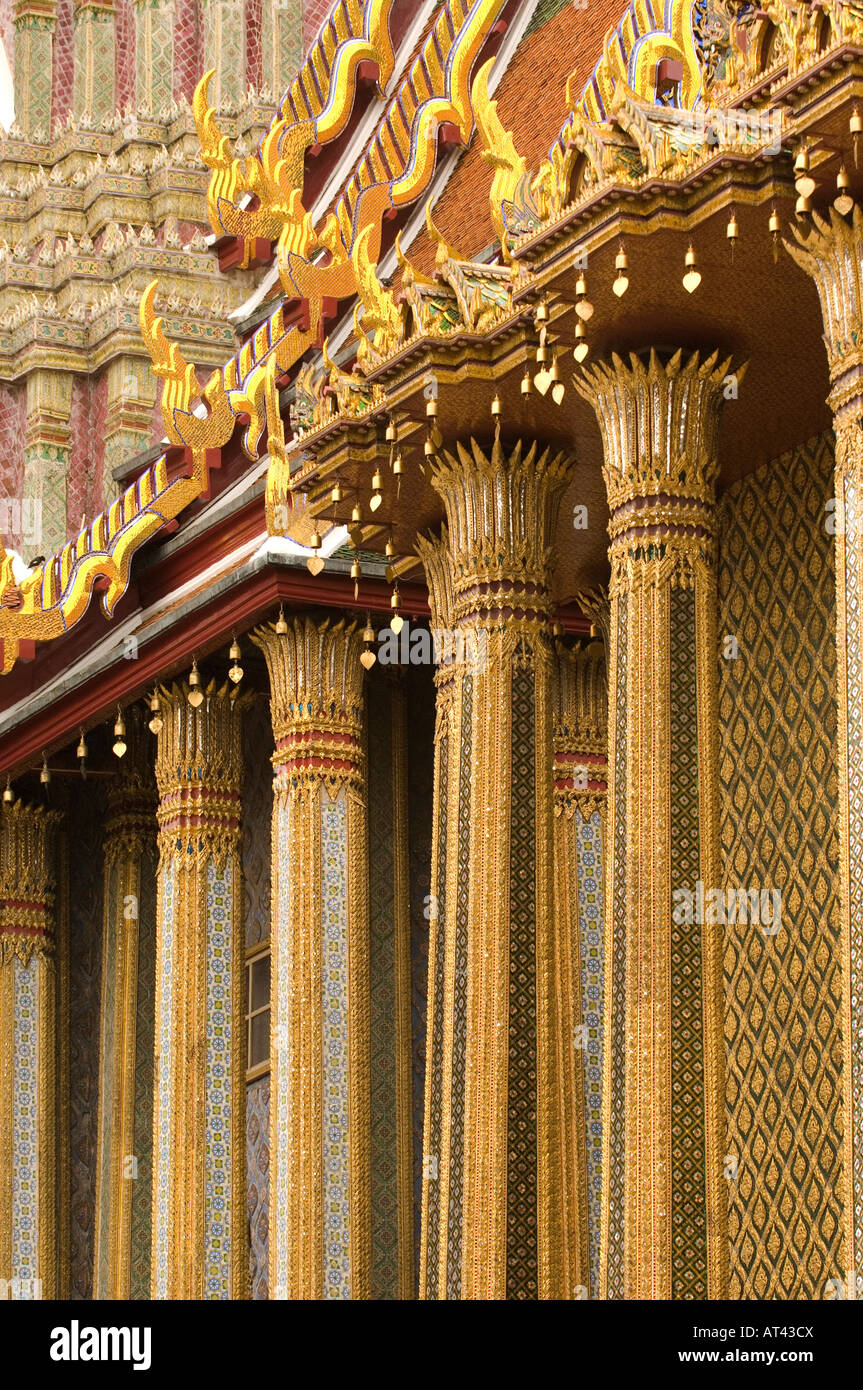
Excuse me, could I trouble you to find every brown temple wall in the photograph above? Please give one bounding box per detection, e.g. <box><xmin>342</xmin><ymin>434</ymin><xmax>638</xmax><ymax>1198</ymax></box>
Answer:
<box><xmin>717</xmin><ymin>432</ymin><xmax>843</xmax><ymax>1299</ymax></box>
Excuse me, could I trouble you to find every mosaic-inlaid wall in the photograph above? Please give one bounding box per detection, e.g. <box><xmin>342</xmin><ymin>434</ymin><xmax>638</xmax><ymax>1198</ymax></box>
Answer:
<box><xmin>367</xmin><ymin>670</ymin><xmax>414</xmax><ymax>1300</ymax></box>
<box><xmin>406</xmin><ymin>664</ymin><xmax>434</xmax><ymax>1293</ymax></box>
<box><xmin>717</xmin><ymin>432</ymin><xmax>843</xmax><ymax>1299</ymax></box>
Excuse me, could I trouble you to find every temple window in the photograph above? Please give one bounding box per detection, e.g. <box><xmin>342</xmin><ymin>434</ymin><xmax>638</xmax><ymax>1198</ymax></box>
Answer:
<box><xmin>245</xmin><ymin>943</ymin><xmax>271</xmax><ymax>1079</ymax></box>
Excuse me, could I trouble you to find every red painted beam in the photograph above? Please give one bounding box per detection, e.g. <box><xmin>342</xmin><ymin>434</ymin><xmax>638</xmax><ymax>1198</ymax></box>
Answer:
<box><xmin>0</xmin><ymin>567</ymin><xmax>430</xmax><ymax>777</ymax></box>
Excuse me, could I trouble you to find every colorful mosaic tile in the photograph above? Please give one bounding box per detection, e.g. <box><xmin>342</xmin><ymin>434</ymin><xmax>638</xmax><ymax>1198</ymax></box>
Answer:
<box><xmin>271</xmin><ymin>801</ymin><xmax>291</xmax><ymax>1299</ymax></box>
<box><xmin>11</xmin><ymin>959</ymin><xmax>40</xmax><ymax>1287</ymax></box>
<box><xmin>204</xmin><ymin>855</ymin><xmax>234</xmax><ymax>1299</ymax></box>
<box><xmin>575</xmin><ymin>810</ymin><xmax>603</xmax><ymax>1298</ymax></box>
<box><xmin>152</xmin><ymin>863</ymin><xmax>176</xmax><ymax>1300</ymax></box>
<box><xmin>321</xmin><ymin>791</ymin><xmax>351</xmax><ymax>1299</ymax></box>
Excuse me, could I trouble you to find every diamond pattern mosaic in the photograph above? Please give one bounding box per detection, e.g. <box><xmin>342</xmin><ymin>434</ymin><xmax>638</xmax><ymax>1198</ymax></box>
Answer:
<box><xmin>718</xmin><ymin>434</ymin><xmax>843</xmax><ymax>1299</ymax></box>
<box><xmin>11</xmin><ymin>959</ymin><xmax>40</xmax><ymax>1285</ymax></box>
<box><xmin>204</xmin><ymin>856</ymin><xmax>235</xmax><ymax>1299</ymax></box>
<box><xmin>606</xmin><ymin>590</ymin><xmax>628</xmax><ymax>1299</ymax></box>
<box><xmin>506</xmin><ymin>663</ymin><xmax>538</xmax><ymax>1300</ymax></box>
<box><xmin>321</xmin><ymin>791</ymin><xmax>351</xmax><ymax>1299</ymax></box>
<box><xmin>446</xmin><ymin>675</ymin><xmax>472</xmax><ymax>1299</ymax></box>
<box><xmin>668</xmin><ymin>583</ymin><xmax>707</xmax><ymax>1299</ymax></box>
<box><xmin>368</xmin><ymin>678</ymin><xmax>401</xmax><ymax>1300</ymax></box>
<box><xmin>575</xmin><ymin>811</ymin><xmax>604</xmax><ymax>1298</ymax></box>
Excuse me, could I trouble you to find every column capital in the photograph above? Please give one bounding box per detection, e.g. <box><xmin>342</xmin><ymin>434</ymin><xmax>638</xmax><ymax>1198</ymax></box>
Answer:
<box><xmin>574</xmin><ymin>349</ymin><xmax>737</xmax><ymax>554</ymax></box>
<box><xmin>252</xmin><ymin>616</ymin><xmax>364</xmax><ymax>790</ymax></box>
<box><xmin>416</xmin><ymin>528</ymin><xmax>454</xmax><ymax>635</ymax></box>
<box><xmin>105</xmin><ymin>727</ymin><xmax>157</xmax><ymax>860</ymax></box>
<box><xmin>13</xmin><ymin>0</ymin><xmax>58</xmax><ymax>25</ymax></box>
<box><xmin>0</xmin><ymin>799</ymin><xmax>61</xmax><ymax>964</ymax></box>
<box><xmin>430</xmin><ymin>433</ymin><xmax>574</xmax><ymax>628</ymax></box>
<box><xmin>786</xmin><ymin>206</ymin><xmax>863</xmax><ymax>410</ymax></box>
<box><xmin>154</xmin><ymin>682</ymin><xmax>245</xmax><ymax>857</ymax></box>
<box><xmin>416</xmin><ymin>528</ymin><xmax>464</xmax><ymax>708</ymax></box>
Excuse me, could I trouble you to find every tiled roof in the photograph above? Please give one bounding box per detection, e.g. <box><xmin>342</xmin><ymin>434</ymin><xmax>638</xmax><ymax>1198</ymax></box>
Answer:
<box><xmin>406</xmin><ymin>0</ymin><xmax>624</xmax><ymax>273</ymax></box>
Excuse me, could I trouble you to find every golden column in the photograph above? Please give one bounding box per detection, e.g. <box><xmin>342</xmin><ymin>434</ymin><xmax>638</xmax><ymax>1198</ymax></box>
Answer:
<box><xmin>575</xmin><ymin>349</ymin><xmax>733</xmax><ymax>1300</ymax></box>
<box><xmin>0</xmin><ymin>799</ymin><xmax>60</xmax><ymax>1299</ymax></box>
<box><xmin>552</xmin><ymin>639</ymin><xmax>607</xmax><ymax>1299</ymax></box>
<box><xmin>94</xmin><ymin>724</ymin><xmax>158</xmax><ymax>1300</ymax></box>
<box><xmin>416</xmin><ymin>528</ymin><xmax>465</xmax><ymax>1300</ymax></box>
<box><xmin>252</xmin><ymin>618</ymin><xmax>370</xmax><ymax>1300</ymax></box>
<box><xmin>787</xmin><ymin>206</ymin><xmax>863</xmax><ymax>1295</ymax></box>
<box><xmin>426</xmin><ymin>432</ymin><xmax>576</xmax><ymax>1300</ymax></box>
<box><xmin>151</xmin><ymin>682</ymin><xmax>247</xmax><ymax>1300</ymax></box>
